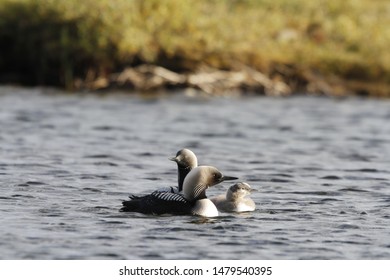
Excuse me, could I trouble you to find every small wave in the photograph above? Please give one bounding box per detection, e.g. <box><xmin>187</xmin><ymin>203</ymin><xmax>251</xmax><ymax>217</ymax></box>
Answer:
<box><xmin>83</xmin><ymin>154</ymin><xmax>125</xmax><ymax>161</ymax></box>
<box><xmin>216</xmin><ymin>241</ymin><xmax>248</xmax><ymax>246</ymax></box>
<box><xmin>38</xmin><ymin>208</ymin><xmax>64</xmax><ymax>217</ymax></box>
<box><xmin>270</xmin><ymin>178</ymin><xmax>296</xmax><ymax>183</ymax></box>
<box><xmin>344</xmin><ymin>168</ymin><xmax>381</xmax><ymax>173</ymax></box>
<box><xmin>141</xmin><ymin>252</ymin><xmax>163</xmax><ymax>258</ymax></box>
<box><xmin>93</xmin><ymin>161</ymin><xmax>119</xmax><ymax>167</ymax></box>
<box><xmin>142</xmin><ymin>177</ymin><xmax>161</xmax><ymax>181</ymax></box>
<box><xmin>267</xmin><ymin>208</ymin><xmax>301</xmax><ymax>214</ymax></box>
<box><xmin>95</xmin><ymin>253</ymin><xmax>122</xmax><ymax>258</ymax></box>
<box><xmin>0</xmin><ymin>196</ymin><xmax>17</xmax><ymax>200</ymax></box>
<box><xmin>324</xmin><ymin>239</ymin><xmax>369</xmax><ymax>245</ymax></box>
<box><xmin>339</xmin><ymin>187</ymin><xmax>368</xmax><ymax>193</ymax></box>
<box><xmin>336</xmin><ymin>223</ymin><xmax>361</xmax><ymax>230</ymax></box>
<box><xmin>94</xmin><ymin>235</ymin><xmax>116</xmax><ymax>240</ymax></box>
<box><xmin>269</xmin><ymin>173</ymin><xmax>294</xmax><ymax>178</ymax></box>
<box><xmin>320</xmin><ymin>175</ymin><xmax>342</xmax><ymax>180</ymax></box>
<box><xmin>92</xmin><ymin>125</ymin><xmax>126</xmax><ymax>131</ymax></box>
<box><xmin>99</xmin><ymin>220</ymin><xmax>125</xmax><ymax>225</ymax></box>
<box><xmin>283</xmin><ymin>191</ymin><xmax>339</xmax><ymax>196</ymax></box>
<box><xmin>168</xmin><ymin>226</ymin><xmax>203</xmax><ymax>232</ymax></box>
<box><xmin>82</xmin><ymin>187</ymin><xmax>103</xmax><ymax>193</ymax></box>
<box><xmin>17</xmin><ymin>181</ymin><xmax>48</xmax><ymax>186</ymax></box>
<box><xmin>11</xmin><ymin>194</ymin><xmax>35</xmax><ymax>199</ymax></box>
<box><xmin>135</xmin><ymin>152</ymin><xmax>154</xmax><ymax>157</ymax></box>
<box><xmin>320</xmin><ymin>198</ymin><xmax>342</xmax><ymax>202</ymax></box>
<box><xmin>80</xmin><ymin>174</ymin><xmax>112</xmax><ymax>180</ymax></box>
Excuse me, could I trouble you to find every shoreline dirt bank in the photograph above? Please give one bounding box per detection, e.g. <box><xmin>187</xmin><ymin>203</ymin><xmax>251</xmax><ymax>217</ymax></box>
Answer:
<box><xmin>75</xmin><ymin>64</ymin><xmax>390</xmax><ymax>97</ymax></box>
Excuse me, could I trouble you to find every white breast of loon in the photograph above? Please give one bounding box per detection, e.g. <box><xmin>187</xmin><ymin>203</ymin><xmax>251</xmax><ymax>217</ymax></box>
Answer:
<box><xmin>235</xmin><ymin>201</ymin><xmax>256</xmax><ymax>212</ymax></box>
<box><xmin>191</xmin><ymin>199</ymin><xmax>219</xmax><ymax>217</ymax></box>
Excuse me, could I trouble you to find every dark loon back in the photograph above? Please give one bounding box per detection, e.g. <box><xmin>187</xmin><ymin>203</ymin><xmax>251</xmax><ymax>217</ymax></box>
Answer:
<box><xmin>121</xmin><ymin>191</ymin><xmax>194</xmax><ymax>215</ymax></box>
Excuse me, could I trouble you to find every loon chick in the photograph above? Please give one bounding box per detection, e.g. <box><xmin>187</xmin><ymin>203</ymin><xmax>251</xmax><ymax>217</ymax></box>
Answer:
<box><xmin>121</xmin><ymin>166</ymin><xmax>238</xmax><ymax>217</ymax></box>
<box><xmin>210</xmin><ymin>182</ymin><xmax>256</xmax><ymax>212</ymax></box>
<box><xmin>170</xmin><ymin>148</ymin><xmax>198</xmax><ymax>192</ymax></box>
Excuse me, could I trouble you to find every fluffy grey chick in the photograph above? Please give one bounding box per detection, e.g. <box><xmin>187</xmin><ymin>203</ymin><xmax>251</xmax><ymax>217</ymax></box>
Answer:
<box><xmin>210</xmin><ymin>182</ymin><xmax>256</xmax><ymax>212</ymax></box>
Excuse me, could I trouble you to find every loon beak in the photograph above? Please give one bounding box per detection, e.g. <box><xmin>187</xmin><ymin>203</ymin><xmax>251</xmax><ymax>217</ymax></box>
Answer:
<box><xmin>169</xmin><ymin>157</ymin><xmax>177</xmax><ymax>162</ymax></box>
<box><xmin>220</xmin><ymin>175</ymin><xmax>238</xmax><ymax>182</ymax></box>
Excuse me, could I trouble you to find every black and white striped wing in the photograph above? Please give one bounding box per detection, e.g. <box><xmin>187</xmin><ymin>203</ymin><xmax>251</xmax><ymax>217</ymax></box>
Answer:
<box><xmin>146</xmin><ymin>191</ymin><xmax>193</xmax><ymax>214</ymax></box>
<box><xmin>154</xmin><ymin>186</ymin><xmax>180</xmax><ymax>193</ymax></box>
<box><xmin>121</xmin><ymin>191</ymin><xmax>193</xmax><ymax>215</ymax></box>
<box><xmin>151</xmin><ymin>191</ymin><xmax>187</xmax><ymax>201</ymax></box>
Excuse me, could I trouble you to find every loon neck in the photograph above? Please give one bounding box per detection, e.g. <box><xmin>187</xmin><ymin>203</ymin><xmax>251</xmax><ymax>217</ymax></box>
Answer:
<box><xmin>183</xmin><ymin>185</ymin><xmax>207</xmax><ymax>201</ymax></box>
<box><xmin>177</xmin><ymin>165</ymin><xmax>191</xmax><ymax>192</ymax></box>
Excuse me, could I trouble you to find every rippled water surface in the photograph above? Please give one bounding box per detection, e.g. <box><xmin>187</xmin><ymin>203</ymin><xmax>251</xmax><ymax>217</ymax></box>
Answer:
<box><xmin>1</xmin><ymin>87</ymin><xmax>390</xmax><ymax>259</ymax></box>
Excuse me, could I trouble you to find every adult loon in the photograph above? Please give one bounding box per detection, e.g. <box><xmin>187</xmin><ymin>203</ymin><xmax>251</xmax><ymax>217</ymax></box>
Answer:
<box><xmin>210</xmin><ymin>182</ymin><xmax>256</xmax><ymax>212</ymax></box>
<box><xmin>121</xmin><ymin>166</ymin><xmax>238</xmax><ymax>217</ymax></box>
<box><xmin>163</xmin><ymin>148</ymin><xmax>198</xmax><ymax>193</ymax></box>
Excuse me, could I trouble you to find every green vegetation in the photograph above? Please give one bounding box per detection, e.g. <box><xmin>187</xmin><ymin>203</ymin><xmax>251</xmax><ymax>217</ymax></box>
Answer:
<box><xmin>0</xmin><ymin>0</ymin><xmax>389</xmax><ymax>96</ymax></box>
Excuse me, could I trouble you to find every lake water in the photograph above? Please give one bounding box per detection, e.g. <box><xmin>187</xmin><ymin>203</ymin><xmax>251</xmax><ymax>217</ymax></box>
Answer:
<box><xmin>0</xmin><ymin>86</ymin><xmax>389</xmax><ymax>259</ymax></box>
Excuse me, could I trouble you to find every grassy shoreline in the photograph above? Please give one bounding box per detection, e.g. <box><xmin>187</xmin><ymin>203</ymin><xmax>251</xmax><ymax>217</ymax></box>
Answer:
<box><xmin>1</xmin><ymin>0</ymin><xmax>390</xmax><ymax>96</ymax></box>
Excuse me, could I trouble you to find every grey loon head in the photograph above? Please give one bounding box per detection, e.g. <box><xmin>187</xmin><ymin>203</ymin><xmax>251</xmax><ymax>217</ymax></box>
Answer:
<box><xmin>226</xmin><ymin>182</ymin><xmax>253</xmax><ymax>201</ymax></box>
<box><xmin>183</xmin><ymin>166</ymin><xmax>238</xmax><ymax>201</ymax></box>
<box><xmin>169</xmin><ymin>148</ymin><xmax>198</xmax><ymax>192</ymax></box>
<box><xmin>169</xmin><ymin>148</ymin><xmax>198</xmax><ymax>169</ymax></box>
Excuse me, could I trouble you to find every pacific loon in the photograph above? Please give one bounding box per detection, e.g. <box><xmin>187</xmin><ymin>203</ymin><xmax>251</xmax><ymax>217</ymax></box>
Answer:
<box><xmin>157</xmin><ymin>148</ymin><xmax>198</xmax><ymax>193</ymax></box>
<box><xmin>121</xmin><ymin>166</ymin><xmax>238</xmax><ymax>217</ymax></box>
<box><xmin>170</xmin><ymin>148</ymin><xmax>198</xmax><ymax>192</ymax></box>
